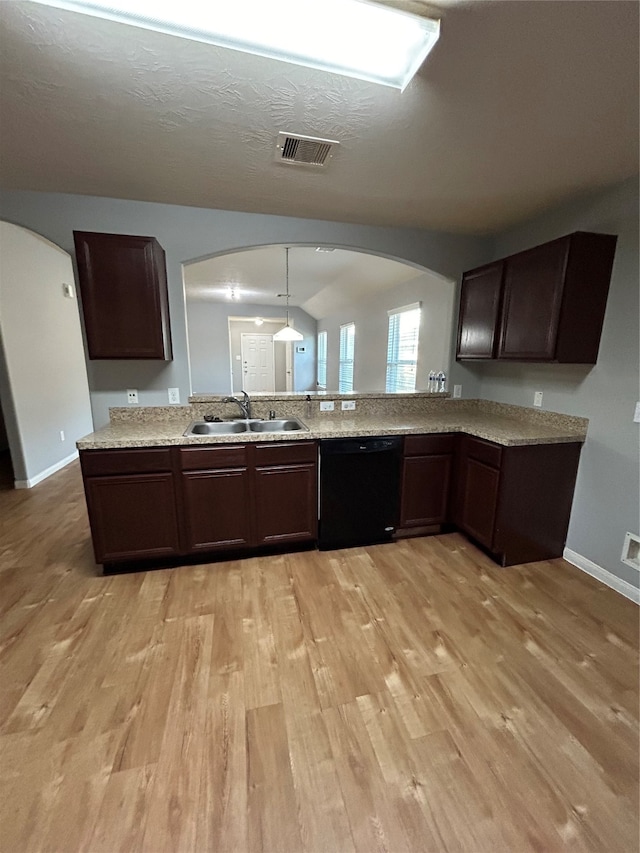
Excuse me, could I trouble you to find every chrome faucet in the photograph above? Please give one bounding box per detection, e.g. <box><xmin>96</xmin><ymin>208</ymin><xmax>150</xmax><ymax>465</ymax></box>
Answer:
<box><xmin>222</xmin><ymin>390</ymin><xmax>253</xmax><ymax>420</ymax></box>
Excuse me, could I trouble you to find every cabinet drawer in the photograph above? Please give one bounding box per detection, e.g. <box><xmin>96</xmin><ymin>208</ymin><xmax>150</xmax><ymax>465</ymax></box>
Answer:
<box><xmin>254</xmin><ymin>441</ymin><xmax>317</xmax><ymax>467</ymax></box>
<box><xmin>463</xmin><ymin>436</ymin><xmax>502</xmax><ymax>469</ymax></box>
<box><xmin>178</xmin><ymin>445</ymin><xmax>247</xmax><ymax>471</ymax></box>
<box><xmin>404</xmin><ymin>434</ymin><xmax>455</xmax><ymax>456</ymax></box>
<box><xmin>80</xmin><ymin>448</ymin><xmax>172</xmax><ymax>476</ymax></box>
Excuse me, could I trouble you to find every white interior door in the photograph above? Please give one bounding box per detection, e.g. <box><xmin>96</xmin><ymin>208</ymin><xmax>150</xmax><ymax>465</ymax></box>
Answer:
<box><xmin>241</xmin><ymin>333</ymin><xmax>275</xmax><ymax>392</ymax></box>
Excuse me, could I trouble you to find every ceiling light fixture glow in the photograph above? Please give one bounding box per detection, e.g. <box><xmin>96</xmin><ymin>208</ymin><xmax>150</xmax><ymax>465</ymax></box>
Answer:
<box><xmin>32</xmin><ymin>0</ymin><xmax>440</xmax><ymax>90</ymax></box>
<box><xmin>273</xmin><ymin>248</ymin><xmax>303</xmax><ymax>342</ymax></box>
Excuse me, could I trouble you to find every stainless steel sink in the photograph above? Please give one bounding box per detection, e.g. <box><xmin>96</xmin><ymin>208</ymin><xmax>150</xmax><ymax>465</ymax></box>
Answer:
<box><xmin>249</xmin><ymin>419</ymin><xmax>308</xmax><ymax>432</ymax></box>
<box><xmin>184</xmin><ymin>420</ymin><xmax>248</xmax><ymax>435</ymax></box>
<box><xmin>183</xmin><ymin>417</ymin><xmax>308</xmax><ymax>436</ymax></box>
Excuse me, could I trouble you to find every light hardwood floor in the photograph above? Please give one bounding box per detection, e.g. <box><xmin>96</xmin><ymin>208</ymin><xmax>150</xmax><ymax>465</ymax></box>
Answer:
<box><xmin>1</xmin><ymin>459</ymin><xmax>638</xmax><ymax>853</ymax></box>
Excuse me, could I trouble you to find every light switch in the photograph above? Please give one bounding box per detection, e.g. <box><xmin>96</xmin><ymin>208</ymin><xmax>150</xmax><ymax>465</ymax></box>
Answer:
<box><xmin>634</xmin><ymin>402</ymin><xmax>640</xmax><ymax>423</ymax></box>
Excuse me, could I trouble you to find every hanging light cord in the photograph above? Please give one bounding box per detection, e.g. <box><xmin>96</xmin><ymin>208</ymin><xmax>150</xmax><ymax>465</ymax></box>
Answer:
<box><xmin>285</xmin><ymin>247</ymin><xmax>291</xmax><ymax>323</ymax></box>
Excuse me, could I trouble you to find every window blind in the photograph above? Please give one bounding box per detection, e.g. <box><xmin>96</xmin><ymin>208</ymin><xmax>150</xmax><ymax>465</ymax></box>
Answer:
<box><xmin>386</xmin><ymin>304</ymin><xmax>421</xmax><ymax>392</ymax></box>
<box><xmin>339</xmin><ymin>322</ymin><xmax>355</xmax><ymax>393</ymax></box>
<box><xmin>317</xmin><ymin>330</ymin><xmax>327</xmax><ymax>388</ymax></box>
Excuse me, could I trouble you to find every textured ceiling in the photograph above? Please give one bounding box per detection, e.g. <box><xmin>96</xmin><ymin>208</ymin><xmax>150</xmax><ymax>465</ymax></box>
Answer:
<box><xmin>0</xmin><ymin>0</ymin><xmax>638</xmax><ymax>233</ymax></box>
<box><xmin>183</xmin><ymin>245</ymin><xmax>424</xmax><ymax>319</ymax></box>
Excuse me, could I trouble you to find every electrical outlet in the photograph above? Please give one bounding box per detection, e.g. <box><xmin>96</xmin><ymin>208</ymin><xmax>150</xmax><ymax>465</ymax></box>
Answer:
<box><xmin>320</xmin><ymin>401</ymin><xmax>335</xmax><ymax>412</ymax></box>
<box><xmin>453</xmin><ymin>384</ymin><xmax>462</xmax><ymax>398</ymax></box>
<box><xmin>533</xmin><ymin>391</ymin><xmax>543</xmax><ymax>408</ymax></box>
<box><xmin>168</xmin><ymin>387</ymin><xmax>180</xmax><ymax>405</ymax></box>
<box><xmin>127</xmin><ymin>389</ymin><xmax>139</xmax><ymax>405</ymax></box>
<box><xmin>62</xmin><ymin>282</ymin><xmax>74</xmax><ymax>298</ymax></box>
<box><xmin>59</xmin><ymin>430</ymin><xmax>65</xmax><ymax>442</ymax></box>
<box><xmin>341</xmin><ymin>400</ymin><xmax>356</xmax><ymax>411</ymax></box>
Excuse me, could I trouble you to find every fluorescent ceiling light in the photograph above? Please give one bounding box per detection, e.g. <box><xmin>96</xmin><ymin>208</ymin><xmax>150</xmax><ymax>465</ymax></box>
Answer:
<box><xmin>33</xmin><ymin>0</ymin><xmax>440</xmax><ymax>90</ymax></box>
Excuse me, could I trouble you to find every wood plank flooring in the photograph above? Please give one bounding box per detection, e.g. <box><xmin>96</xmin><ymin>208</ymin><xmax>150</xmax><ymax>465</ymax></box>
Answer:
<box><xmin>1</xmin><ymin>460</ymin><xmax>638</xmax><ymax>852</ymax></box>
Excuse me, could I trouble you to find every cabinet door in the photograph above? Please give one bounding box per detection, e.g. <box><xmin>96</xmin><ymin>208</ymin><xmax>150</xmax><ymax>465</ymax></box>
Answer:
<box><xmin>180</xmin><ymin>469</ymin><xmax>251</xmax><ymax>552</ymax></box>
<box><xmin>456</xmin><ymin>262</ymin><xmax>503</xmax><ymax>359</ymax></box>
<box><xmin>254</xmin><ymin>464</ymin><xmax>317</xmax><ymax>545</ymax></box>
<box><xmin>498</xmin><ymin>237</ymin><xmax>569</xmax><ymax>360</ymax></box>
<box><xmin>85</xmin><ymin>473</ymin><xmax>180</xmax><ymax>563</ymax></box>
<box><xmin>459</xmin><ymin>457</ymin><xmax>500</xmax><ymax>550</ymax></box>
<box><xmin>400</xmin><ymin>454</ymin><xmax>451</xmax><ymax>527</ymax></box>
<box><xmin>73</xmin><ymin>231</ymin><xmax>172</xmax><ymax>360</ymax></box>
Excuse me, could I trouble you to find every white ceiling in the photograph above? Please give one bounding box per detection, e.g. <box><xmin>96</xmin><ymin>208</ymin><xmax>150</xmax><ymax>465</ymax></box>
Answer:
<box><xmin>183</xmin><ymin>245</ymin><xmax>424</xmax><ymax>319</ymax></box>
<box><xmin>0</xmin><ymin>1</ymin><xmax>638</xmax><ymax>234</ymax></box>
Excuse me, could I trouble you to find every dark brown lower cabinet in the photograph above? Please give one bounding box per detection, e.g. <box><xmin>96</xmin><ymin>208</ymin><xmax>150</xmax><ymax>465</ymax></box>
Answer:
<box><xmin>254</xmin><ymin>441</ymin><xmax>318</xmax><ymax>545</ymax></box>
<box><xmin>80</xmin><ymin>434</ymin><xmax>581</xmax><ymax>571</ymax></box>
<box><xmin>456</xmin><ymin>435</ymin><xmax>582</xmax><ymax>566</ymax></box>
<box><xmin>399</xmin><ymin>434</ymin><xmax>454</xmax><ymax>529</ymax></box>
<box><xmin>180</xmin><ymin>469</ymin><xmax>252</xmax><ymax>552</ymax></box>
<box><xmin>254</xmin><ymin>465</ymin><xmax>317</xmax><ymax>544</ymax></box>
<box><xmin>177</xmin><ymin>445</ymin><xmax>252</xmax><ymax>552</ymax></box>
<box><xmin>80</xmin><ymin>448</ymin><xmax>181</xmax><ymax>563</ymax></box>
<box><xmin>80</xmin><ymin>441</ymin><xmax>318</xmax><ymax>567</ymax></box>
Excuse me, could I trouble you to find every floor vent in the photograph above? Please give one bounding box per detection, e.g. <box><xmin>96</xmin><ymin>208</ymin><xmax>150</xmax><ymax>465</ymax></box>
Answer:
<box><xmin>621</xmin><ymin>532</ymin><xmax>640</xmax><ymax>571</ymax></box>
<box><xmin>275</xmin><ymin>132</ymin><xmax>339</xmax><ymax>167</ymax></box>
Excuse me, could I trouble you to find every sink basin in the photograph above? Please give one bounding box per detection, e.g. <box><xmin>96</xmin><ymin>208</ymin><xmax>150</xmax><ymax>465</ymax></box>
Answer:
<box><xmin>183</xmin><ymin>417</ymin><xmax>308</xmax><ymax>436</ymax></box>
<box><xmin>184</xmin><ymin>420</ymin><xmax>248</xmax><ymax>435</ymax></box>
<box><xmin>249</xmin><ymin>419</ymin><xmax>308</xmax><ymax>433</ymax></box>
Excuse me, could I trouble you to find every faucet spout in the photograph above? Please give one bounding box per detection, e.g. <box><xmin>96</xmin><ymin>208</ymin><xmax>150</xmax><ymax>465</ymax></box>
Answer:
<box><xmin>239</xmin><ymin>389</ymin><xmax>253</xmax><ymax>419</ymax></box>
<box><xmin>222</xmin><ymin>390</ymin><xmax>253</xmax><ymax>420</ymax></box>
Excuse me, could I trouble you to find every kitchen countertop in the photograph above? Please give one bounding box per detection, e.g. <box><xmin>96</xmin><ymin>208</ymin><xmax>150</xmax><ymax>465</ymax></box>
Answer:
<box><xmin>76</xmin><ymin>405</ymin><xmax>588</xmax><ymax>450</ymax></box>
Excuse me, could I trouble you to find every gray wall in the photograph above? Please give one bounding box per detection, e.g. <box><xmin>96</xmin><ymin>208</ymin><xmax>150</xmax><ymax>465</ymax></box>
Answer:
<box><xmin>0</xmin><ymin>190</ymin><xmax>488</xmax><ymax>427</ymax></box>
<box><xmin>470</xmin><ymin>178</ymin><xmax>639</xmax><ymax>588</ymax></box>
<box><xmin>318</xmin><ymin>270</ymin><xmax>456</xmax><ymax>393</ymax></box>
<box><xmin>186</xmin><ymin>300</ymin><xmax>316</xmax><ymax>393</ymax></box>
<box><xmin>0</xmin><ymin>222</ymin><xmax>94</xmax><ymax>484</ymax></box>
<box><xmin>0</xmin><ymin>383</ymin><xmax>9</xmax><ymax>452</ymax></box>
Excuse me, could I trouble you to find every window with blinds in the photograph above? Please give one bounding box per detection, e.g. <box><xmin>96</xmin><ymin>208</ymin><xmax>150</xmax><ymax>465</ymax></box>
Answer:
<box><xmin>386</xmin><ymin>303</ymin><xmax>421</xmax><ymax>392</ymax></box>
<box><xmin>317</xmin><ymin>330</ymin><xmax>327</xmax><ymax>388</ymax></box>
<box><xmin>339</xmin><ymin>322</ymin><xmax>355</xmax><ymax>393</ymax></box>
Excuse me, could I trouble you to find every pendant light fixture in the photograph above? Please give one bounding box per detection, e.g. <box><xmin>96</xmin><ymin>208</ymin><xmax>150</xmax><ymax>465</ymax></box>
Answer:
<box><xmin>273</xmin><ymin>247</ymin><xmax>303</xmax><ymax>342</ymax></box>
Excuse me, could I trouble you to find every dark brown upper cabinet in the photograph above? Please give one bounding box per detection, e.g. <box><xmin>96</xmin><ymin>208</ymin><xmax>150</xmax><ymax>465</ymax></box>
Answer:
<box><xmin>73</xmin><ymin>231</ymin><xmax>173</xmax><ymax>360</ymax></box>
<box><xmin>457</xmin><ymin>231</ymin><xmax>617</xmax><ymax>364</ymax></box>
<box><xmin>456</xmin><ymin>261</ymin><xmax>504</xmax><ymax>359</ymax></box>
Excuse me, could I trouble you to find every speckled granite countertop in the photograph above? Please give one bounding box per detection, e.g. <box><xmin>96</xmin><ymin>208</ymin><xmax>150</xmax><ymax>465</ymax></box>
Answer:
<box><xmin>77</xmin><ymin>399</ymin><xmax>588</xmax><ymax>450</ymax></box>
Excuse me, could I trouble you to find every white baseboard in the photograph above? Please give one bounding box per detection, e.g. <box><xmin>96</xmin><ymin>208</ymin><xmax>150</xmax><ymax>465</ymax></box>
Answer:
<box><xmin>14</xmin><ymin>451</ymin><xmax>79</xmax><ymax>489</ymax></box>
<box><xmin>563</xmin><ymin>548</ymin><xmax>640</xmax><ymax>604</ymax></box>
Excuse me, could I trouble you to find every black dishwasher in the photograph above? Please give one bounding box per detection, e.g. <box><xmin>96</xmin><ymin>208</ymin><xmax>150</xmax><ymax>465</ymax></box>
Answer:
<box><xmin>318</xmin><ymin>436</ymin><xmax>402</xmax><ymax>551</ymax></box>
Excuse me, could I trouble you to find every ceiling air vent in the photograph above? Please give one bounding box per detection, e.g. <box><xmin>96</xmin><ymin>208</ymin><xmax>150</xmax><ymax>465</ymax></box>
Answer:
<box><xmin>275</xmin><ymin>132</ymin><xmax>339</xmax><ymax>167</ymax></box>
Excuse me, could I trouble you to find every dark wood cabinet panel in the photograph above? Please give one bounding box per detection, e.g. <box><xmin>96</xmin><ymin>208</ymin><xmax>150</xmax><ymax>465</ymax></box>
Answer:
<box><xmin>456</xmin><ymin>262</ymin><xmax>504</xmax><ymax>359</ymax></box>
<box><xmin>400</xmin><ymin>455</ymin><xmax>452</xmax><ymax>527</ymax></box>
<box><xmin>84</xmin><ymin>473</ymin><xmax>180</xmax><ymax>563</ymax></box>
<box><xmin>455</xmin><ymin>435</ymin><xmax>582</xmax><ymax>566</ymax></box>
<box><xmin>457</xmin><ymin>231</ymin><xmax>617</xmax><ymax>364</ymax></box>
<box><xmin>254</xmin><ymin>464</ymin><xmax>317</xmax><ymax>545</ymax></box>
<box><xmin>494</xmin><ymin>442</ymin><xmax>582</xmax><ymax>565</ymax></box>
<box><xmin>498</xmin><ymin>237</ymin><xmax>569</xmax><ymax>360</ymax></box>
<box><xmin>73</xmin><ymin>231</ymin><xmax>172</xmax><ymax>360</ymax></box>
<box><xmin>458</xmin><ymin>458</ymin><xmax>500</xmax><ymax>550</ymax></box>
<box><xmin>80</xmin><ymin>447</ymin><xmax>172</xmax><ymax>477</ymax></box>
<box><xmin>179</xmin><ymin>469</ymin><xmax>252</xmax><ymax>552</ymax></box>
